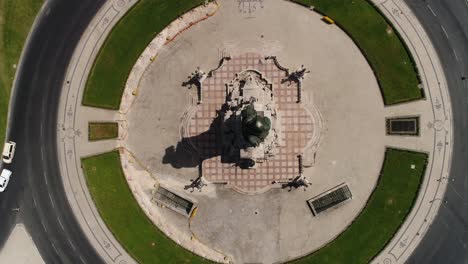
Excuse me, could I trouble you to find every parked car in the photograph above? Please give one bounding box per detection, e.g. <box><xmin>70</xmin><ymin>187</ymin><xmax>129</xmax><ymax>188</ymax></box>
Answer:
<box><xmin>0</xmin><ymin>169</ymin><xmax>12</xmax><ymax>192</ymax></box>
<box><xmin>2</xmin><ymin>141</ymin><xmax>16</xmax><ymax>163</ymax></box>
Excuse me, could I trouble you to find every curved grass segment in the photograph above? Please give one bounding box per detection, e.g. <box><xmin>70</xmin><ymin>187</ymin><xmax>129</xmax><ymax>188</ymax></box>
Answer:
<box><xmin>81</xmin><ymin>151</ymin><xmax>209</xmax><ymax>264</ymax></box>
<box><xmin>83</xmin><ymin>0</ymin><xmax>205</xmax><ymax>109</ymax></box>
<box><xmin>294</xmin><ymin>148</ymin><xmax>428</xmax><ymax>264</ymax></box>
<box><xmin>293</xmin><ymin>0</ymin><xmax>422</xmax><ymax>105</ymax></box>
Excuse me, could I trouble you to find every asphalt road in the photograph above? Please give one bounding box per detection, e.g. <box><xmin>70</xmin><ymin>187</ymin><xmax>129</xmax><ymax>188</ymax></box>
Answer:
<box><xmin>406</xmin><ymin>0</ymin><xmax>468</xmax><ymax>263</ymax></box>
<box><xmin>0</xmin><ymin>0</ymin><xmax>105</xmax><ymax>263</ymax></box>
<box><xmin>0</xmin><ymin>0</ymin><xmax>467</xmax><ymax>263</ymax></box>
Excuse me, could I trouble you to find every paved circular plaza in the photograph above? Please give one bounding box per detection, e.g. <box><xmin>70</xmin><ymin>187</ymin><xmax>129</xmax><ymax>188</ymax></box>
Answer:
<box><xmin>120</xmin><ymin>0</ymin><xmax>387</xmax><ymax>262</ymax></box>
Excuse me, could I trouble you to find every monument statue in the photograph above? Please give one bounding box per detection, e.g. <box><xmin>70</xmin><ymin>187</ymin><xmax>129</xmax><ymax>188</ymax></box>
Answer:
<box><xmin>241</xmin><ymin>104</ymin><xmax>271</xmax><ymax>146</ymax></box>
<box><xmin>221</xmin><ymin>70</ymin><xmax>280</xmax><ymax>168</ymax></box>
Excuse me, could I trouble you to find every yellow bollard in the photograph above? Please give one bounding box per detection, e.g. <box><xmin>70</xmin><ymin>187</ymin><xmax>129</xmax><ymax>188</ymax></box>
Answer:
<box><xmin>190</xmin><ymin>207</ymin><xmax>198</xmax><ymax>219</ymax></box>
<box><xmin>322</xmin><ymin>16</ymin><xmax>335</xmax><ymax>24</ymax></box>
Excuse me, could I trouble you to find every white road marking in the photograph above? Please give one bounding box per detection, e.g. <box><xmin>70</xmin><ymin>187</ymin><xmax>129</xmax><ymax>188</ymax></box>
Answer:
<box><xmin>427</xmin><ymin>5</ymin><xmax>437</xmax><ymax>17</ymax></box>
<box><xmin>41</xmin><ymin>221</ymin><xmax>48</xmax><ymax>233</ymax></box>
<box><xmin>68</xmin><ymin>239</ymin><xmax>76</xmax><ymax>251</ymax></box>
<box><xmin>44</xmin><ymin>172</ymin><xmax>49</xmax><ymax>185</ymax></box>
<box><xmin>51</xmin><ymin>243</ymin><xmax>58</xmax><ymax>254</ymax></box>
<box><xmin>452</xmin><ymin>48</ymin><xmax>460</xmax><ymax>61</ymax></box>
<box><xmin>40</xmin><ymin>147</ymin><xmax>48</xmax><ymax>187</ymax></box>
<box><xmin>40</xmin><ymin>123</ymin><xmax>44</xmax><ymax>139</ymax></box>
<box><xmin>79</xmin><ymin>254</ymin><xmax>85</xmax><ymax>264</ymax></box>
<box><xmin>32</xmin><ymin>196</ymin><xmax>37</xmax><ymax>207</ymax></box>
<box><xmin>449</xmin><ymin>183</ymin><xmax>464</xmax><ymax>201</ymax></box>
<box><xmin>441</xmin><ymin>25</ymin><xmax>449</xmax><ymax>38</ymax></box>
<box><xmin>57</xmin><ymin>217</ymin><xmax>64</xmax><ymax>230</ymax></box>
<box><xmin>40</xmin><ymin>147</ymin><xmax>45</xmax><ymax>161</ymax></box>
<box><xmin>48</xmin><ymin>193</ymin><xmax>55</xmax><ymax>208</ymax></box>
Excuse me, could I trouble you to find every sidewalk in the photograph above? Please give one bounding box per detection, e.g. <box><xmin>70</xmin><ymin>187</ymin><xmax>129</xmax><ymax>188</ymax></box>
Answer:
<box><xmin>56</xmin><ymin>0</ymin><xmax>139</xmax><ymax>263</ymax></box>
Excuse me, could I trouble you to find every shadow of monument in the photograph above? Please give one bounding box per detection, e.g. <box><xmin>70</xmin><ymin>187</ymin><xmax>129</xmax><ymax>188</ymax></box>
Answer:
<box><xmin>162</xmin><ymin>111</ymin><xmax>231</xmax><ymax>169</ymax></box>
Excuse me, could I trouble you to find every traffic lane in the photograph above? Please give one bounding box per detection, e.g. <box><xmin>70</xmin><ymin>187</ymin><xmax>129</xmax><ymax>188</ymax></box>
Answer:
<box><xmin>444</xmin><ymin>0</ymin><xmax>468</xmax><ymax>47</ymax></box>
<box><xmin>0</xmin><ymin>160</ymin><xmax>23</xmax><ymax>248</ymax></box>
<box><xmin>427</xmin><ymin>0</ymin><xmax>468</xmax><ymax>69</ymax></box>
<box><xmin>409</xmin><ymin>0</ymin><xmax>468</xmax><ymax>197</ymax></box>
<box><xmin>0</xmin><ymin>84</ymin><xmax>30</xmax><ymax>248</ymax></box>
<box><xmin>7</xmin><ymin>0</ymin><xmax>105</xmax><ymax>263</ymax></box>
<box><xmin>21</xmin><ymin>192</ymin><xmax>64</xmax><ymax>264</ymax></box>
<box><xmin>407</xmin><ymin>0</ymin><xmax>468</xmax><ymax>263</ymax></box>
<box><xmin>421</xmin><ymin>0</ymin><xmax>468</xmax><ymax>212</ymax></box>
<box><xmin>408</xmin><ymin>205</ymin><xmax>468</xmax><ymax>264</ymax></box>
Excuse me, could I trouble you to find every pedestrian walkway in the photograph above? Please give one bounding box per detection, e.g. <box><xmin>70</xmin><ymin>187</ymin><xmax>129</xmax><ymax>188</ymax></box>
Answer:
<box><xmin>56</xmin><ymin>0</ymin><xmax>140</xmax><ymax>263</ymax></box>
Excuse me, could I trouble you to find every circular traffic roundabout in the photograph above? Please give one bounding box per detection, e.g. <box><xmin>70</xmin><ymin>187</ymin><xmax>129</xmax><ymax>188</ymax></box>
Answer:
<box><xmin>57</xmin><ymin>0</ymin><xmax>452</xmax><ymax>263</ymax></box>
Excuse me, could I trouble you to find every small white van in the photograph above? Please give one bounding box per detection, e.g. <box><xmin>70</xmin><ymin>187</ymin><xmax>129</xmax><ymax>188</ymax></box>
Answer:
<box><xmin>2</xmin><ymin>141</ymin><xmax>16</xmax><ymax>163</ymax></box>
<box><xmin>0</xmin><ymin>169</ymin><xmax>12</xmax><ymax>192</ymax></box>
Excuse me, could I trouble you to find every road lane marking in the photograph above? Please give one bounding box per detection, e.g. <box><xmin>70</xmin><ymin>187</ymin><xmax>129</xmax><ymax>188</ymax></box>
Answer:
<box><xmin>68</xmin><ymin>239</ymin><xmax>76</xmax><ymax>251</ymax></box>
<box><xmin>79</xmin><ymin>254</ymin><xmax>85</xmax><ymax>264</ymax></box>
<box><xmin>44</xmin><ymin>172</ymin><xmax>49</xmax><ymax>185</ymax></box>
<box><xmin>57</xmin><ymin>217</ymin><xmax>64</xmax><ymax>230</ymax></box>
<box><xmin>427</xmin><ymin>5</ymin><xmax>437</xmax><ymax>17</ymax></box>
<box><xmin>41</xmin><ymin>220</ymin><xmax>48</xmax><ymax>233</ymax></box>
<box><xmin>48</xmin><ymin>193</ymin><xmax>55</xmax><ymax>208</ymax></box>
<box><xmin>441</xmin><ymin>25</ymin><xmax>449</xmax><ymax>38</ymax></box>
<box><xmin>51</xmin><ymin>243</ymin><xmax>58</xmax><ymax>254</ymax></box>
<box><xmin>449</xmin><ymin>181</ymin><xmax>463</xmax><ymax>200</ymax></box>
<box><xmin>452</xmin><ymin>48</ymin><xmax>460</xmax><ymax>61</ymax></box>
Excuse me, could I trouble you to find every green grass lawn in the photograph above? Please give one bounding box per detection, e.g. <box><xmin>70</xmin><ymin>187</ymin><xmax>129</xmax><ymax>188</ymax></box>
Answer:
<box><xmin>81</xmin><ymin>150</ymin><xmax>209</xmax><ymax>264</ymax></box>
<box><xmin>0</xmin><ymin>0</ymin><xmax>43</xmax><ymax>145</ymax></box>
<box><xmin>83</xmin><ymin>0</ymin><xmax>206</xmax><ymax>109</ymax></box>
<box><xmin>294</xmin><ymin>148</ymin><xmax>428</xmax><ymax>264</ymax></box>
<box><xmin>88</xmin><ymin>122</ymin><xmax>119</xmax><ymax>141</ymax></box>
<box><xmin>293</xmin><ymin>0</ymin><xmax>423</xmax><ymax>105</ymax></box>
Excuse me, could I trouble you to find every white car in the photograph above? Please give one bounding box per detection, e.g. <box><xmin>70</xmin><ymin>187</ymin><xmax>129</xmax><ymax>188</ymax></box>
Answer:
<box><xmin>0</xmin><ymin>169</ymin><xmax>12</xmax><ymax>192</ymax></box>
<box><xmin>2</xmin><ymin>141</ymin><xmax>16</xmax><ymax>163</ymax></box>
